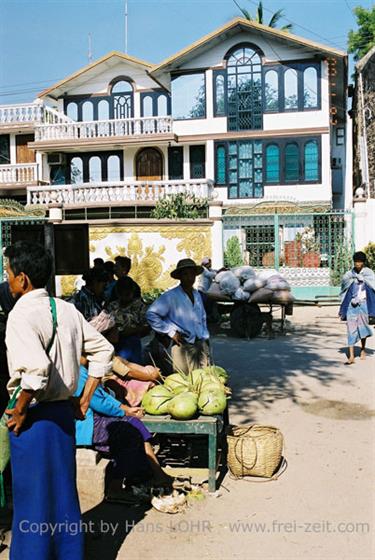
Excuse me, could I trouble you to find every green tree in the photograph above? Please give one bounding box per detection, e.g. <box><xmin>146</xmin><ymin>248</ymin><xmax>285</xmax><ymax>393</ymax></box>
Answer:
<box><xmin>363</xmin><ymin>242</ymin><xmax>375</xmax><ymax>272</ymax></box>
<box><xmin>348</xmin><ymin>6</ymin><xmax>375</xmax><ymax>61</ymax></box>
<box><xmin>233</xmin><ymin>0</ymin><xmax>293</xmax><ymax>31</ymax></box>
<box><xmin>224</xmin><ymin>236</ymin><xmax>244</xmax><ymax>268</ymax></box>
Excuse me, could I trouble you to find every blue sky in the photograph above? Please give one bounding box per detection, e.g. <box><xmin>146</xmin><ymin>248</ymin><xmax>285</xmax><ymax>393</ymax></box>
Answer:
<box><xmin>0</xmin><ymin>0</ymin><xmax>372</xmax><ymax>104</ymax></box>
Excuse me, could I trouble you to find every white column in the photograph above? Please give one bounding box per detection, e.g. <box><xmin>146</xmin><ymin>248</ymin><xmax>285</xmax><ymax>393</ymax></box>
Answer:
<box><xmin>206</xmin><ymin>69</ymin><xmax>213</xmax><ymax>120</ymax></box>
<box><xmin>206</xmin><ymin>139</ymin><xmax>215</xmax><ymax>180</ymax></box>
<box><xmin>183</xmin><ymin>144</ymin><xmax>190</xmax><ymax>180</ymax></box>
<box><xmin>134</xmin><ymin>91</ymin><xmax>141</xmax><ymax>119</ymax></box>
<box><xmin>9</xmin><ymin>134</ymin><xmax>16</xmax><ymax>164</ymax></box>
<box><xmin>354</xmin><ymin>199</ymin><xmax>375</xmax><ymax>250</ymax></box>
<box><xmin>209</xmin><ymin>204</ymin><xmax>224</xmax><ymax>268</ymax></box>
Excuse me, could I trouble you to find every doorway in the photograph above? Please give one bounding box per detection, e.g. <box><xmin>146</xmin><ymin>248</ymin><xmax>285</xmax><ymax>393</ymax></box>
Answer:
<box><xmin>136</xmin><ymin>148</ymin><xmax>163</xmax><ymax>180</ymax></box>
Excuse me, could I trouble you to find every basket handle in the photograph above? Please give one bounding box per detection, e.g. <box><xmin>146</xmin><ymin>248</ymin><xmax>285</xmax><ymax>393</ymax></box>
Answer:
<box><xmin>234</xmin><ymin>434</ymin><xmax>257</xmax><ymax>471</ymax></box>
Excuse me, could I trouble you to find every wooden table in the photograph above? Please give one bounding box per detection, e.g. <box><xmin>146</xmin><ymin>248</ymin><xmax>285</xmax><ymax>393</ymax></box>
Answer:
<box><xmin>143</xmin><ymin>414</ymin><xmax>222</xmax><ymax>492</ymax></box>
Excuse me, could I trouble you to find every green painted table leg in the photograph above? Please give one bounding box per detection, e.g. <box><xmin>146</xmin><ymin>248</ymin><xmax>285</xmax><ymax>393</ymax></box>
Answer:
<box><xmin>208</xmin><ymin>432</ymin><xmax>217</xmax><ymax>492</ymax></box>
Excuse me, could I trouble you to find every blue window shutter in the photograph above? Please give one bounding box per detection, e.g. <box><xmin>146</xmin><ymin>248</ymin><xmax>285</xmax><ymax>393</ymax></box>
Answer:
<box><xmin>304</xmin><ymin>141</ymin><xmax>319</xmax><ymax>181</ymax></box>
<box><xmin>285</xmin><ymin>143</ymin><xmax>299</xmax><ymax>181</ymax></box>
<box><xmin>265</xmin><ymin>144</ymin><xmax>280</xmax><ymax>182</ymax></box>
<box><xmin>216</xmin><ymin>145</ymin><xmax>226</xmax><ymax>184</ymax></box>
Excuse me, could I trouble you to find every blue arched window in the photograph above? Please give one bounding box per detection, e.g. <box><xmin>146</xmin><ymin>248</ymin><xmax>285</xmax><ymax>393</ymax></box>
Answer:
<box><xmin>285</xmin><ymin>143</ymin><xmax>299</xmax><ymax>181</ymax></box>
<box><xmin>265</xmin><ymin>144</ymin><xmax>280</xmax><ymax>183</ymax></box>
<box><xmin>304</xmin><ymin>140</ymin><xmax>319</xmax><ymax>181</ymax></box>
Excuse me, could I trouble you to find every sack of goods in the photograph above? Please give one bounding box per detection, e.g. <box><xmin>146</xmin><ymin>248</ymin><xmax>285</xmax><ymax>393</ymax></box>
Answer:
<box><xmin>209</xmin><ymin>266</ymin><xmax>294</xmax><ymax>305</ymax></box>
<box><xmin>227</xmin><ymin>424</ymin><xmax>284</xmax><ymax>479</ymax></box>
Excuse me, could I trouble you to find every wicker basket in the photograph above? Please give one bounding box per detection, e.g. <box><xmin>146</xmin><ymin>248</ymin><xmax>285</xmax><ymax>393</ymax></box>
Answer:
<box><xmin>227</xmin><ymin>425</ymin><xmax>283</xmax><ymax>478</ymax></box>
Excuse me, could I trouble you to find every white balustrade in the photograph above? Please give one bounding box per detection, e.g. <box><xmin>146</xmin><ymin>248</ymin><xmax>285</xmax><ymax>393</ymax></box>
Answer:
<box><xmin>0</xmin><ymin>103</ymin><xmax>43</xmax><ymax>125</ymax></box>
<box><xmin>27</xmin><ymin>179</ymin><xmax>214</xmax><ymax>206</ymax></box>
<box><xmin>0</xmin><ymin>163</ymin><xmax>39</xmax><ymax>184</ymax></box>
<box><xmin>34</xmin><ymin>116</ymin><xmax>173</xmax><ymax>141</ymax></box>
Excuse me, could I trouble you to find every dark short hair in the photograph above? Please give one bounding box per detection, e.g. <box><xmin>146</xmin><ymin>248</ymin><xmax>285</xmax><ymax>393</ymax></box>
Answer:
<box><xmin>116</xmin><ymin>276</ymin><xmax>138</xmax><ymax>296</ymax></box>
<box><xmin>115</xmin><ymin>256</ymin><xmax>131</xmax><ymax>270</ymax></box>
<box><xmin>353</xmin><ymin>251</ymin><xmax>367</xmax><ymax>263</ymax></box>
<box><xmin>104</xmin><ymin>260</ymin><xmax>115</xmax><ymax>273</ymax></box>
<box><xmin>82</xmin><ymin>267</ymin><xmax>107</xmax><ymax>284</ymax></box>
<box><xmin>93</xmin><ymin>257</ymin><xmax>104</xmax><ymax>267</ymax></box>
<box><xmin>5</xmin><ymin>241</ymin><xmax>52</xmax><ymax>289</ymax></box>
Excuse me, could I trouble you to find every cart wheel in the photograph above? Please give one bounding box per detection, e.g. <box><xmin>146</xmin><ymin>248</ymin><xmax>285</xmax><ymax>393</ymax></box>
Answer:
<box><xmin>230</xmin><ymin>303</ymin><xmax>263</xmax><ymax>338</ymax></box>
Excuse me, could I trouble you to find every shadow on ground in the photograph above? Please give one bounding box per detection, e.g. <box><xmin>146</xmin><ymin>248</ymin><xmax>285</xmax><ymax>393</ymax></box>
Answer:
<box><xmin>82</xmin><ymin>500</ymin><xmax>151</xmax><ymax>560</ymax></box>
<box><xmin>210</xmin><ymin>312</ymin><xmax>360</xmax><ymax>422</ymax></box>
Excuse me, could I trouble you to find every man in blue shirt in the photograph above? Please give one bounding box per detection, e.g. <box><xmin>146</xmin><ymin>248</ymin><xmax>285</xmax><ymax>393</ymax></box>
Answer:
<box><xmin>146</xmin><ymin>258</ymin><xmax>210</xmax><ymax>374</ymax></box>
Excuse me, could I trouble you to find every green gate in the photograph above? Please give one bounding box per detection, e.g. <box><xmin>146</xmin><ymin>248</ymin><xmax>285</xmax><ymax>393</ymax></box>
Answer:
<box><xmin>223</xmin><ymin>209</ymin><xmax>354</xmax><ymax>300</ymax></box>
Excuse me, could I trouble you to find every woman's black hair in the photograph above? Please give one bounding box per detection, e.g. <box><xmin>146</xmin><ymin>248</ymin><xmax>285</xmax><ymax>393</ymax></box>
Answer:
<box><xmin>116</xmin><ymin>276</ymin><xmax>137</xmax><ymax>296</ymax></box>
<box><xmin>5</xmin><ymin>241</ymin><xmax>52</xmax><ymax>288</ymax></box>
<box><xmin>353</xmin><ymin>251</ymin><xmax>367</xmax><ymax>263</ymax></box>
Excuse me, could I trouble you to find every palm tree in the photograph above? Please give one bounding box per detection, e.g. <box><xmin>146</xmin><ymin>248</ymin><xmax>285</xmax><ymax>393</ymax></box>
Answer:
<box><xmin>233</xmin><ymin>0</ymin><xmax>293</xmax><ymax>32</ymax></box>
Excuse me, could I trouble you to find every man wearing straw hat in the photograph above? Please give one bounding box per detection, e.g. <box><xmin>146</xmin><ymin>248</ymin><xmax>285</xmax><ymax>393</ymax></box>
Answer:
<box><xmin>146</xmin><ymin>258</ymin><xmax>210</xmax><ymax>374</ymax></box>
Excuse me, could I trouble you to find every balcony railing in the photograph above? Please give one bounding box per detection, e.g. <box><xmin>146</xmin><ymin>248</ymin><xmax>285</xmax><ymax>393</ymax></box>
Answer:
<box><xmin>0</xmin><ymin>103</ymin><xmax>43</xmax><ymax>125</ymax></box>
<box><xmin>0</xmin><ymin>103</ymin><xmax>73</xmax><ymax>127</ymax></box>
<box><xmin>27</xmin><ymin>179</ymin><xmax>214</xmax><ymax>206</ymax></box>
<box><xmin>34</xmin><ymin>116</ymin><xmax>173</xmax><ymax>142</ymax></box>
<box><xmin>0</xmin><ymin>163</ymin><xmax>39</xmax><ymax>184</ymax></box>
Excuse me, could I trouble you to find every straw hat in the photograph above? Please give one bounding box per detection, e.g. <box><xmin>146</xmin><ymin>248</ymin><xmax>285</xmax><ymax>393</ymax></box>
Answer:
<box><xmin>170</xmin><ymin>258</ymin><xmax>203</xmax><ymax>279</ymax></box>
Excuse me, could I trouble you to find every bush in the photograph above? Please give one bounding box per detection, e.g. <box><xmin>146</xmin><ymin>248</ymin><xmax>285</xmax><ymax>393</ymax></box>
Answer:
<box><xmin>150</xmin><ymin>194</ymin><xmax>208</xmax><ymax>220</ymax></box>
<box><xmin>363</xmin><ymin>242</ymin><xmax>375</xmax><ymax>271</ymax></box>
<box><xmin>224</xmin><ymin>236</ymin><xmax>243</xmax><ymax>268</ymax></box>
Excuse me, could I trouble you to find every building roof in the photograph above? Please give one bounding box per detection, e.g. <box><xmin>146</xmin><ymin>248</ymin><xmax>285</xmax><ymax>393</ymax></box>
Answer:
<box><xmin>356</xmin><ymin>45</ymin><xmax>375</xmax><ymax>72</ymax></box>
<box><xmin>38</xmin><ymin>51</ymin><xmax>152</xmax><ymax>98</ymax></box>
<box><xmin>150</xmin><ymin>17</ymin><xmax>346</xmax><ymax>77</ymax></box>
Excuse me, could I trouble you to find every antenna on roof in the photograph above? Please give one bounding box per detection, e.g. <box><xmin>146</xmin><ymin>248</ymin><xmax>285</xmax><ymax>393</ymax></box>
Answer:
<box><xmin>125</xmin><ymin>0</ymin><xmax>128</xmax><ymax>54</ymax></box>
<box><xmin>88</xmin><ymin>33</ymin><xmax>93</xmax><ymax>63</ymax></box>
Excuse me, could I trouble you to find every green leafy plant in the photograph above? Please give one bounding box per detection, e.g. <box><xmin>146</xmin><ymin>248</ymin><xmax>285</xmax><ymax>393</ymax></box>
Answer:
<box><xmin>233</xmin><ymin>0</ymin><xmax>293</xmax><ymax>31</ymax></box>
<box><xmin>363</xmin><ymin>242</ymin><xmax>375</xmax><ymax>271</ymax></box>
<box><xmin>142</xmin><ymin>289</ymin><xmax>165</xmax><ymax>304</ymax></box>
<box><xmin>150</xmin><ymin>194</ymin><xmax>208</xmax><ymax>220</ymax></box>
<box><xmin>330</xmin><ymin>242</ymin><xmax>353</xmax><ymax>286</ymax></box>
<box><xmin>295</xmin><ymin>227</ymin><xmax>320</xmax><ymax>254</ymax></box>
<box><xmin>224</xmin><ymin>236</ymin><xmax>243</xmax><ymax>268</ymax></box>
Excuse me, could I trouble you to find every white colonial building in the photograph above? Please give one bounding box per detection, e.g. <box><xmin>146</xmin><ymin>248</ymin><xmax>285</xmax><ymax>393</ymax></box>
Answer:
<box><xmin>0</xmin><ymin>19</ymin><xmax>352</xmax><ymax>297</ymax></box>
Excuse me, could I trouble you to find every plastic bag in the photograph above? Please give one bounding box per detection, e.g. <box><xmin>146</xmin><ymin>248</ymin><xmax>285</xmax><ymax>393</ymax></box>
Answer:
<box><xmin>232</xmin><ymin>266</ymin><xmax>256</xmax><ymax>282</ymax></box>
<box><xmin>233</xmin><ymin>287</ymin><xmax>250</xmax><ymax>301</ymax></box>
<box><xmin>243</xmin><ymin>276</ymin><xmax>267</xmax><ymax>293</ymax></box>
<box><xmin>266</xmin><ymin>275</ymin><xmax>291</xmax><ymax>291</ymax></box>
<box><xmin>218</xmin><ymin>272</ymin><xmax>240</xmax><ymax>296</ymax></box>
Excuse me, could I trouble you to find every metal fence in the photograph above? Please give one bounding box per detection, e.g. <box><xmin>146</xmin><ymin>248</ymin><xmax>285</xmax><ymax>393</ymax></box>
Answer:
<box><xmin>223</xmin><ymin>210</ymin><xmax>354</xmax><ymax>299</ymax></box>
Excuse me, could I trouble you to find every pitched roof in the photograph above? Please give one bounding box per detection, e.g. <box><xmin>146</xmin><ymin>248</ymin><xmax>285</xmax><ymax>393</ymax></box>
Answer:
<box><xmin>39</xmin><ymin>51</ymin><xmax>152</xmax><ymax>98</ymax></box>
<box><xmin>150</xmin><ymin>17</ymin><xmax>346</xmax><ymax>76</ymax></box>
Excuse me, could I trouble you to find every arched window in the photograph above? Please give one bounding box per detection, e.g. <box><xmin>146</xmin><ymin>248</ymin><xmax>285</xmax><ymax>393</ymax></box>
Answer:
<box><xmin>66</xmin><ymin>102</ymin><xmax>78</xmax><ymax>121</ymax></box>
<box><xmin>97</xmin><ymin>99</ymin><xmax>109</xmax><ymax>120</ymax></box>
<box><xmin>89</xmin><ymin>156</ymin><xmax>102</xmax><ymax>182</ymax></box>
<box><xmin>226</xmin><ymin>44</ymin><xmax>263</xmax><ymax>130</ymax></box>
<box><xmin>265</xmin><ymin>70</ymin><xmax>279</xmax><ymax>111</ymax></box>
<box><xmin>304</xmin><ymin>140</ymin><xmax>319</xmax><ymax>181</ymax></box>
<box><xmin>82</xmin><ymin>101</ymin><xmax>94</xmax><ymax>121</ymax></box>
<box><xmin>285</xmin><ymin>143</ymin><xmax>299</xmax><ymax>181</ymax></box>
<box><xmin>111</xmin><ymin>80</ymin><xmax>133</xmax><ymax>94</ymax></box>
<box><xmin>111</xmin><ymin>78</ymin><xmax>133</xmax><ymax>119</ymax></box>
<box><xmin>143</xmin><ymin>95</ymin><xmax>153</xmax><ymax>117</ymax></box>
<box><xmin>216</xmin><ymin>145</ymin><xmax>226</xmax><ymax>184</ymax></box>
<box><xmin>107</xmin><ymin>155</ymin><xmax>121</xmax><ymax>181</ymax></box>
<box><xmin>157</xmin><ymin>95</ymin><xmax>168</xmax><ymax>116</ymax></box>
<box><xmin>265</xmin><ymin>144</ymin><xmax>280</xmax><ymax>182</ymax></box>
<box><xmin>70</xmin><ymin>157</ymin><xmax>83</xmax><ymax>184</ymax></box>
<box><xmin>284</xmin><ymin>68</ymin><xmax>298</xmax><ymax>110</ymax></box>
<box><xmin>215</xmin><ymin>74</ymin><xmax>225</xmax><ymax>116</ymax></box>
<box><xmin>303</xmin><ymin>67</ymin><xmax>318</xmax><ymax>109</ymax></box>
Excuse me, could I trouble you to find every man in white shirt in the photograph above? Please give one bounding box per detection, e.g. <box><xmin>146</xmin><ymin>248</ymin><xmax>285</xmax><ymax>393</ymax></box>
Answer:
<box><xmin>4</xmin><ymin>241</ymin><xmax>113</xmax><ymax>560</ymax></box>
<box><xmin>146</xmin><ymin>258</ymin><xmax>210</xmax><ymax>374</ymax></box>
